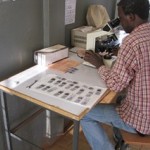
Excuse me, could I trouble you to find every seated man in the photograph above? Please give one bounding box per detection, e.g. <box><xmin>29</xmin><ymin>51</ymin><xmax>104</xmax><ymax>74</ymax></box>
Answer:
<box><xmin>80</xmin><ymin>0</ymin><xmax>150</xmax><ymax>150</ymax></box>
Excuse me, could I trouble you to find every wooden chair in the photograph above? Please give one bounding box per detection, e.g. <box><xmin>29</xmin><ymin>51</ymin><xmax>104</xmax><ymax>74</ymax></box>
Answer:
<box><xmin>116</xmin><ymin>130</ymin><xmax>150</xmax><ymax>150</ymax></box>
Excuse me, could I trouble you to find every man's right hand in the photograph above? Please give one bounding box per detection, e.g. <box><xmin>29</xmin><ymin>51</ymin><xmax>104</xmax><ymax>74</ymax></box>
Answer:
<box><xmin>84</xmin><ymin>50</ymin><xmax>104</xmax><ymax>69</ymax></box>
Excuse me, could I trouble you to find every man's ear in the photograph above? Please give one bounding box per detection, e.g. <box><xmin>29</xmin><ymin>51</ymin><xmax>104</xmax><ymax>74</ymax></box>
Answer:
<box><xmin>127</xmin><ymin>13</ymin><xmax>136</xmax><ymax>21</ymax></box>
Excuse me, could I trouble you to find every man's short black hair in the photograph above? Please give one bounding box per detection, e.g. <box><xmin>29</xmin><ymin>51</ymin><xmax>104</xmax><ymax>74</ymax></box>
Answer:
<box><xmin>117</xmin><ymin>0</ymin><xmax>150</xmax><ymax>20</ymax></box>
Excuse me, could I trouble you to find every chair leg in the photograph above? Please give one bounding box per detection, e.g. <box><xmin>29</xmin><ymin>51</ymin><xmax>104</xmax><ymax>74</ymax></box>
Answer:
<box><xmin>113</xmin><ymin>127</ymin><xmax>130</xmax><ymax>150</ymax></box>
<box><xmin>113</xmin><ymin>127</ymin><xmax>123</xmax><ymax>143</ymax></box>
<box><xmin>115</xmin><ymin>141</ymin><xmax>130</xmax><ymax>150</ymax></box>
<box><xmin>121</xmin><ymin>143</ymin><xmax>130</xmax><ymax>150</ymax></box>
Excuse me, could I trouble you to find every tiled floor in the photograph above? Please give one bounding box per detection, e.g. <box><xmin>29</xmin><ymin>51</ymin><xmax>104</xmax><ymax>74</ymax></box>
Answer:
<box><xmin>45</xmin><ymin>125</ymin><xmax>150</xmax><ymax>150</ymax></box>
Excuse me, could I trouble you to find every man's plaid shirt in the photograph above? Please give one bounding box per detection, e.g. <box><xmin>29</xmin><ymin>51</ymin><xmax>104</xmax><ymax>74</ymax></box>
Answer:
<box><xmin>98</xmin><ymin>23</ymin><xmax>150</xmax><ymax>134</ymax></box>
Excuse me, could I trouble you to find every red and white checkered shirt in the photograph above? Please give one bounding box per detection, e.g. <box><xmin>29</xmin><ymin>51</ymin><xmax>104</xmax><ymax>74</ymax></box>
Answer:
<box><xmin>98</xmin><ymin>23</ymin><xmax>150</xmax><ymax>134</ymax></box>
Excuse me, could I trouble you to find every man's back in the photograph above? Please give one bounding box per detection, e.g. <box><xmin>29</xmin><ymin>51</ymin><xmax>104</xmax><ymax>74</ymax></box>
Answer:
<box><xmin>116</xmin><ymin>22</ymin><xmax>150</xmax><ymax>135</ymax></box>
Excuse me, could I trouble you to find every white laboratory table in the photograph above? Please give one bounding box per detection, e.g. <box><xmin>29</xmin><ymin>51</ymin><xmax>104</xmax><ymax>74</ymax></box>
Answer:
<box><xmin>0</xmin><ymin>51</ymin><xmax>117</xmax><ymax>150</ymax></box>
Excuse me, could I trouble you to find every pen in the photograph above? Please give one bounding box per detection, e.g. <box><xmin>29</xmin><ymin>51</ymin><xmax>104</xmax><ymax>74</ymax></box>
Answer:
<box><xmin>27</xmin><ymin>80</ymin><xmax>38</xmax><ymax>89</ymax></box>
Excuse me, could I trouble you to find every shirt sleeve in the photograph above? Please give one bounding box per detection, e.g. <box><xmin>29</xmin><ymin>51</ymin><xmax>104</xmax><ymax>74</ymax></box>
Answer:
<box><xmin>98</xmin><ymin>37</ymin><xmax>137</xmax><ymax>92</ymax></box>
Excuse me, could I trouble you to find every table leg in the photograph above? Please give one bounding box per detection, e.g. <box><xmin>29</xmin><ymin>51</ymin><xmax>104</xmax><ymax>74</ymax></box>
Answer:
<box><xmin>73</xmin><ymin>120</ymin><xmax>80</xmax><ymax>150</ymax></box>
<box><xmin>0</xmin><ymin>91</ymin><xmax>13</xmax><ymax>150</ymax></box>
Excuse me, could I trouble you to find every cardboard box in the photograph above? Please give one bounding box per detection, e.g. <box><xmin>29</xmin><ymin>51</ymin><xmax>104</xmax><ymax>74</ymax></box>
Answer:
<box><xmin>71</xmin><ymin>26</ymin><xmax>112</xmax><ymax>50</ymax></box>
<box><xmin>34</xmin><ymin>44</ymin><xmax>69</xmax><ymax>66</ymax></box>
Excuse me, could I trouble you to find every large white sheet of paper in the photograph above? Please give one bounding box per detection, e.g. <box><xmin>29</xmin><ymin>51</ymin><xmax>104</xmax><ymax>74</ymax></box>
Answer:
<box><xmin>29</xmin><ymin>74</ymin><xmax>107</xmax><ymax>109</ymax></box>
